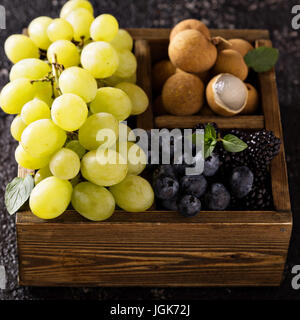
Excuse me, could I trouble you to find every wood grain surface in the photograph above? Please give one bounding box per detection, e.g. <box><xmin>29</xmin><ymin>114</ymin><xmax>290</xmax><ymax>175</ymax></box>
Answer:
<box><xmin>256</xmin><ymin>40</ymin><xmax>291</xmax><ymax>212</ymax></box>
<box><xmin>17</xmin><ymin>211</ymin><xmax>291</xmax><ymax>287</ymax></box>
<box><xmin>155</xmin><ymin>115</ymin><xmax>265</xmax><ymax>129</ymax></box>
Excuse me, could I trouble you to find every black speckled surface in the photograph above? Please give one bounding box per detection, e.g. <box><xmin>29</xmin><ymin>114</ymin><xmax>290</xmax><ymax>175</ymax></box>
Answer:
<box><xmin>0</xmin><ymin>0</ymin><xmax>299</xmax><ymax>300</ymax></box>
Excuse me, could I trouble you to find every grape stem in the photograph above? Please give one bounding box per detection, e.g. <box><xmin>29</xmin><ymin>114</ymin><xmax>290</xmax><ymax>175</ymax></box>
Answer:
<box><xmin>51</xmin><ymin>54</ymin><xmax>62</xmax><ymax>96</ymax></box>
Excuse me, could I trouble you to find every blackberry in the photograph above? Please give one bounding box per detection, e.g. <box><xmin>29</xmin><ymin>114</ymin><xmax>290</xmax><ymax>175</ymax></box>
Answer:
<box><xmin>214</xmin><ymin>129</ymin><xmax>280</xmax><ymax>211</ymax></box>
<box><xmin>247</xmin><ymin>130</ymin><xmax>281</xmax><ymax>171</ymax></box>
<box><xmin>216</xmin><ymin>129</ymin><xmax>281</xmax><ymax>172</ymax></box>
<box><xmin>230</xmin><ymin>172</ymin><xmax>273</xmax><ymax>210</ymax></box>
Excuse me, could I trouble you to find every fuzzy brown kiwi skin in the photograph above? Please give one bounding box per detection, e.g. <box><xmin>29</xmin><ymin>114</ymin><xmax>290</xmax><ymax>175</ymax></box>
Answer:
<box><xmin>152</xmin><ymin>60</ymin><xmax>176</xmax><ymax>93</ymax></box>
<box><xmin>206</xmin><ymin>74</ymin><xmax>247</xmax><ymax>117</ymax></box>
<box><xmin>162</xmin><ymin>72</ymin><xmax>204</xmax><ymax>116</ymax></box>
<box><xmin>228</xmin><ymin>39</ymin><xmax>254</xmax><ymax>57</ymax></box>
<box><xmin>169</xmin><ymin>19</ymin><xmax>211</xmax><ymax>41</ymax></box>
<box><xmin>169</xmin><ymin>29</ymin><xmax>217</xmax><ymax>74</ymax></box>
<box><xmin>176</xmin><ymin>68</ymin><xmax>211</xmax><ymax>84</ymax></box>
<box><xmin>240</xmin><ymin>83</ymin><xmax>259</xmax><ymax>114</ymax></box>
<box><xmin>216</xmin><ymin>38</ymin><xmax>254</xmax><ymax>57</ymax></box>
<box><xmin>212</xmin><ymin>49</ymin><xmax>249</xmax><ymax>81</ymax></box>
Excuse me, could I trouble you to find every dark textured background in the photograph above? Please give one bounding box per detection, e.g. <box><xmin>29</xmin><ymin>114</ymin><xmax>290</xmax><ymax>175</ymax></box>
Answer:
<box><xmin>0</xmin><ymin>0</ymin><xmax>299</xmax><ymax>300</ymax></box>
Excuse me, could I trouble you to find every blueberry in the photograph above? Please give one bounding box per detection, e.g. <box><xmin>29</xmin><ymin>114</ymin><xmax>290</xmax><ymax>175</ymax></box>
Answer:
<box><xmin>161</xmin><ymin>196</ymin><xmax>179</xmax><ymax>211</ymax></box>
<box><xmin>178</xmin><ymin>194</ymin><xmax>201</xmax><ymax>217</ymax></box>
<box><xmin>174</xmin><ymin>150</ymin><xmax>204</xmax><ymax>177</ymax></box>
<box><xmin>180</xmin><ymin>174</ymin><xmax>207</xmax><ymax>198</ymax></box>
<box><xmin>203</xmin><ymin>153</ymin><xmax>220</xmax><ymax>177</ymax></box>
<box><xmin>230</xmin><ymin>166</ymin><xmax>254</xmax><ymax>198</ymax></box>
<box><xmin>205</xmin><ymin>183</ymin><xmax>231</xmax><ymax>210</ymax></box>
<box><xmin>153</xmin><ymin>165</ymin><xmax>177</xmax><ymax>184</ymax></box>
<box><xmin>154</xmin><ymin>176</ymin><xmax>179</xmax><ymax>200</ymax></box>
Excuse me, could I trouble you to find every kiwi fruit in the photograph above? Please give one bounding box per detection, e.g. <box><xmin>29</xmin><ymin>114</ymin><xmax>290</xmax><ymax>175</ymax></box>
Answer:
<box><xmin>216</xmin><ymin>38</ymin><xmax>254</xmax><ymax>57</ymax></box>
<box><xmin>152</xmin><ymin>60</ymin><xmax>176</xmax><ymax>93</ymax></box>
<box><xmin>169</xmin><ymin>18</ymin><xmax>211</xmax><ymax>41</ymax></box>
<box><xmin>206</xmin><ymin>73</ymin><xmax>248</xmax><ymax>116</ymax></box>
<box><xmin>169</xmin><ymin>29</ymin><xmax>217</xmax><ymax>74</ymax></box>
<box><xmin>240</xmin><ymin>83</ymin><xmax>259</xmax><ymax>114</ymax></box>
<box><xmin>175</xmin><ymin>68</ymin><xmax>210</xmax><ymax>83</ymax></box>
<box><xmin>228</xmin><ymin>39</ymin><xmax>254</xmax><ymax>57</ymax></box>
<box><xmin>212</xmin><ymin>49</ymin><xmax>248</xmax><ymax>81</ymax></box>
<box><xmin>162</xmin><ymin>72</ymin><xmax>204</xmax><ymax>116</ymax></box>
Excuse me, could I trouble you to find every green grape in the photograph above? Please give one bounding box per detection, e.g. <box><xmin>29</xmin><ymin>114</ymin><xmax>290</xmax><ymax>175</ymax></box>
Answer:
<box><xmin>21</xmin><ymin>98</ymin><xmax>51</xmax><ymax>125</ymax></box>
<box><xmin>65</xmin><ymin>140</ymin><xmax>86</xmax><ymax>159</ymax></box>
<box><xmin>110</xmin><ymin>29</ymin><xmax>133</xmax><ymax>51</ymax></box>
<box><xmin>49</xmin><ymin>148</ymin><xmax>80</xmax><ymax>180</ymax></box>
<box><xmin>65</xmin><ymin>8</ymin><xmax>94</xmax><ymax>42</ymax></box>
<box><xmin>115</xmin><ymin>82</ymin><xmax>149</xmax><ymax>115</ymax></box>
<box><xmin>116</xmin><ymin>141</ymin><xmax>146</xmax><ymax>176</ymax></box>
<box><xmin>9</xmin><ymin>58</ymin><xmax>51</xmax><ymax>81</ymax></box>
<box><xmin>33</xmin><ymin>81</ymin><xmax>54</xmax><ymax>107</ymax></box>
<box><xmin>81</xmin><ymin>149</ymin><xmax>128</xmax><ymax>186</ymax></box>
<box><xmin>4</xmin><ymin>34</ymin><xmax>39</xmax><ymax>64</ymax></box>
<box><xmin>60</xmin><ymin>0</ymin><xmax>94</xmax><ymax>19</ymax></box>
<box><xmin>109</xmin><ymin>175</ymin><xmax>154</xmax><ymax>212</ymax></box>
<box><xmin>127</xmin><ymin>72</ymin><xmax>137</xmax><ymax>84</ymax></box>
<box><xmin>59</xmin><ymin>66</ymin><xmax>97</xmax><ymax>103</ymax></box>
<box><xmin>15</xmin><ymin>144</ymin><xmax>51</xmax><ymax>170</ymax></box>
<box><xmin>21</xmin><ymin>119</ymin><xmax>67</xmax><ymax>158</ymax></box>
<box><xmin>90</xmin><ymin>14</ymin><xmax>119</xmax><ymax>42</ymax></box>
<box><xmin>28</xmin><ymin>16</ymin><xmax>53</xmax><ymax>50</ymax></box>
<box><xmin>118</xmin><ymin>122</ymin><xmax>134</xmax><ymax>141</ymax></box>
<box><xmin>114</xmin><ymin>49</ymin><xmax>137</xmax><ymax>78</ymax></box>
<box><xmin>72</xmin><ymin>182</ymin><xmax>115</xmax><ymax>221</ymax></box>
<box><xmin>81</xmin><ymin>41</ymin><xmax>119</xmax><ymax>79</ymax></box>
<box><xmin>10</xmin><ymin>115</ymin><xmax>27</xmax><ymax>141</ymax></box>
<box><xmin>90</xmin><ymin>87</ymin><xmax>132</xmax><ymax>121</ymax></box>
<box><xmin>103</xmin><ymin>72</ymin><xmax>136</xmax><ymax>86</ymax></box>
<box><xmin>78</xmin><ymin>112</ymin><xmax>119</xmax><ymax>151</ymax></box>
<box><xmin>47</xmin><ymin>18</ymin><xmax>74</xmax><ymax>42</ymax></box>
<box><xmin>47</xmin><ymin>40</ymin><xmax>80</xmax><ymax>68</ymax></box>
<box><xmin>0</xmin><ymin>78</ymin><xmax>35</xmax><ymax>114</ymax></box>
<box><xmin>51</xmin><ymin>93</ymin><xmax>88</xmax><ymax>131</ymax></box>
<box><xmin>29</xmin><ymin>176</ymin><xmax>72</xmax><ymax>219</ymax></box>
<box><xmin>34</xmin><ymin>166</ymin><xmax>52</xmax><ymax>185</ymax></box>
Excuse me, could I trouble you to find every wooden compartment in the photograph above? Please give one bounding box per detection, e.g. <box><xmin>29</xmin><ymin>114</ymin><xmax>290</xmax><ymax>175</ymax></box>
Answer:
<box><xmin>16</xmin><ymin>29</ymin><xmax>292</xmax><ymax>287</ymax></box>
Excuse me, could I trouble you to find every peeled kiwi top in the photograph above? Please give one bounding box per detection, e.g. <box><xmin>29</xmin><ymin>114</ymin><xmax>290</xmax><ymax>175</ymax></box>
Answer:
<box><xmin>213</xmin><ymin>49</ymin><xmax>248</xmax><ymax>81</ymax></box>
<box><xmin>169</xmin><ymin>18</ymin><xmax>211</xmax><ymax>41</ymax></box>
<box><xmin>169</xmin><ymin>29</ymin><xmax>217</xmax><ymax>74</ymax></box>
<box><xmin>162</xmin><ymin>72</ymin><xmax>204</xmax><ymax>116</ymax></box>
<box><xmin>152</xmin><ymin>60</ymin><xmax>176</xmax><ymax>93</ymax></box>
<box><xmin>206</xmin><ymin>73</ymin><xmax>248</xmax><ymax>117</ymax></box>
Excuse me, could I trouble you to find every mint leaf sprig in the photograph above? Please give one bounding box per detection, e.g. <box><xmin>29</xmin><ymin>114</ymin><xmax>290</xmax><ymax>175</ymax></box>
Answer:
<box><xmin>244</xmin><ymin>46</ymin><xmax>279</xmax><ymax>73</ymax></box>
<box><xmin>201</xmin><ymin>123</ymin><xmax>248</xmax><ymax>159</ymax></box>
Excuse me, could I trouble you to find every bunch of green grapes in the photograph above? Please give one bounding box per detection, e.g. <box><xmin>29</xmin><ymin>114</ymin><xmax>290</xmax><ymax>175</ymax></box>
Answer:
<box><xmin>1</xmin><ymin>0</ymin><xmax>153</xmax><ymax>222</ymax></box>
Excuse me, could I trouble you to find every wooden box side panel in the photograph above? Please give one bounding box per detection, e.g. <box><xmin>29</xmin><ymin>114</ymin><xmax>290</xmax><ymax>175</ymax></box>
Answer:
<box><xmin>17</xmin><ymin>214</ymin><xmax>291</xmax><ymax>287</ymax></box>
<box><xmin>256</xmin><ymin>40</ymin><xmax>291</xmax><ymax>212</ymax></box>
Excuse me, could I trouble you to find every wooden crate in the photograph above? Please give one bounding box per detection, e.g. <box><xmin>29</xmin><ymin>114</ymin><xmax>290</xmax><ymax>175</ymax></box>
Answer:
<box><xmin>16</xmin><ymin>29</ymin><xmax>292</xmax><ymax>287</ymax></box>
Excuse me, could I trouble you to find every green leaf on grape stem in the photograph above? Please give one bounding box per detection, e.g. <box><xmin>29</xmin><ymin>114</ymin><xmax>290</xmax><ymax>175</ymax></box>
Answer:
<box><xmin>5</xmin><ymin>174</ymin><xmax>34</xmax><ymax>215</ymax></box>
